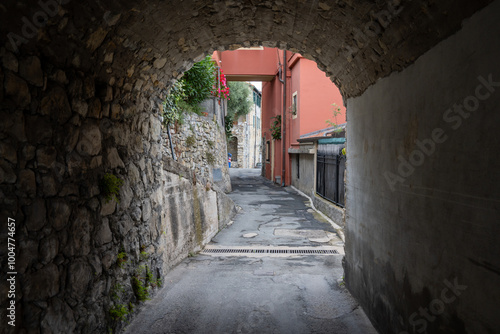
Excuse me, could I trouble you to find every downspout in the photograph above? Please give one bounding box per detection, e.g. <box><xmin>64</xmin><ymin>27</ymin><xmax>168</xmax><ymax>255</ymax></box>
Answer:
<box><xmin>167</xmin><ymin>122</ymin><xmax>177</xmax><ymax>161</ymax></box>
<box><xmin>281</xmin><ymin>50</ymin><xmax>287</xmax><ymax>187</ymax></box>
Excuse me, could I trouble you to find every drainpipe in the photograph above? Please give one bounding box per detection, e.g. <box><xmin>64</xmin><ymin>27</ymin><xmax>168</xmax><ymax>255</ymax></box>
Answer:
<box><xmin>166</xmin><ymin>122</ymin><xmax>177</xmax><ymax>161</ymax></box>
<box><xmin>281</xmin><ymin>50</ymin><xmax>287</xmax><ymax>187</ymax></box>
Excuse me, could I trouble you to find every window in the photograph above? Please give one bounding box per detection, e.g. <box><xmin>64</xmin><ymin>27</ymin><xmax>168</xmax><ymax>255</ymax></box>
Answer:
<box><xmin>292</xmin><ymin>92</ymin><xmax>298</xmax><ymax>119</ymax></box>
<box><xmin>266</xmin><ymin>141</ymin><xmax>271</xmax><ymax>161</ymax></box>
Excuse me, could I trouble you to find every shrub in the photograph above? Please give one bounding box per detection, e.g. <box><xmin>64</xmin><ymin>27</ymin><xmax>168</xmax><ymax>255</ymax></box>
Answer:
<box><xmin>109</xmin><ymin>304</ymin><xmax>128</xmax><ymax>321</ymax></box>
<box><xmin>132</xmin><ymin>276</ymin><xmax>150</xmax><ymax>302</ymax></box>
<box><xmin>100</xmin><ymin>173</ymin><xmax>123</xmax><ymax>203</ymax></box>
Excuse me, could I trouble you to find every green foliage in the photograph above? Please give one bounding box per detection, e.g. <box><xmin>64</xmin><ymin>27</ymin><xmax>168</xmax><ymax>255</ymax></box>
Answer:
<box><xmin>271</xmin><ymin>115</ymin><xmax>282</xmax><ymax>140</ymax></box>
<box><xmin>227</xmin><ymin>82</ymin><xmax>252</xmax><ymax>118</ymax></box>
<box><xmin>145</xmin><ymin>266</ymin><xmax>154</xmax><ymax>285</ymax></box>
<box><xmin>117</xmin><ymin>252</ymin><xmax>127</xmax><ymax>268</ymax></box>
<box><xmin>182</xmin><ymin>55</ymin><xmax>216</xmax><ymax>106</ymax></box>
<box><xmin>100</xmin><ymin>173</ymin><xmax>123</xmax><ymax>203</ymax></box>
<box><xmin>132</xmin><ymin>276</ymin><xmax>150</xmax><ymax>302</ymax></box>
<box><xmin>111</xmin><ymin>283</ymin><xmax>125</xmax><ymax>301</ymax></box>
<box><xmin>186</xmin><ymin>135</ymin><xmax>196</xmax><ymax>147</ymax></box>
<box><xmin>225</xmin><ymin>82</ymin><xmax>252</xmax><ymax>138</ymax></box>
<box><xmin>162</xmin><ymin>56</ymin><xmax>217</xmax><ymax>127</ymax></box>
<box><xmin>206</xmin><ymin>152</ymin><xmax>215</xmax><ymax>165</ymax></box>
<box><xmin>225</xmin><ymin>113</ymin><xmax>235</xmax><ymax>140</ymax></box>
<box><xmin>326</xmin><ymin>103</ymin><xmax>343</xmax><ymax>133</ymax></box>
<box><xmin>139</xmin><ymin>251</ymin><xmax>149</xmax><ymax>261</ymax></box>
<box><xmin>162</xmin><ymin>80</ymin><xmax>187</xmax><ymax>126</ymax></box>
<box><xmin>109</xmin><ymin>304</ymin><xmax>128</xmax><ymax>321</ymax></box>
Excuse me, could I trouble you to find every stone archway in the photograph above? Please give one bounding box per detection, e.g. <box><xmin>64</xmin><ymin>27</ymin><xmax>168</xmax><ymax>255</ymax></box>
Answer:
<box><xmin>1</xmin><ymin>1</ymin><xmax>499</xmax><ymax>333</ymax></box>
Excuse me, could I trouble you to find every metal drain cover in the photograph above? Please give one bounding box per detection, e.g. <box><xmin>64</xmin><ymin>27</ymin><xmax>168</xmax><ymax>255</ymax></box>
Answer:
<box><xmin>201</xmin><ymin>246</ymin><xmax>341</xmax><ymax>257</ymax></box>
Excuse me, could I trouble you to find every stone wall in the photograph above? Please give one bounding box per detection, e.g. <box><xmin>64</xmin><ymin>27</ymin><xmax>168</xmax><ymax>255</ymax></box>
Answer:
<box><xmin>0</xmin><ymin>35</ymin><xmax>235</xmax><ymax>334</ymax></box>
<box><xmin>165</xmin><ymin>98</ymin><xmax>231</xmax><ymax>193</ymax></box>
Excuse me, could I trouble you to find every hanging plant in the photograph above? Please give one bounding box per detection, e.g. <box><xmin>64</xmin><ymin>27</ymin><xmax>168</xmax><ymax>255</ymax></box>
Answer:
<box><xmin>270</xmin><ymin>115</ymin><xmax>281</xmax><ymax>140</ymax></box>
<box><xmin>211</xmin><ymin>68</ymin><xmax>230</xmax><ymax>100</ymax></box>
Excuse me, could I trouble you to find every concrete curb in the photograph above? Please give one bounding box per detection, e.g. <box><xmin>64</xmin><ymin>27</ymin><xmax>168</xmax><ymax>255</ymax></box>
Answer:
<box><xmin>290</xmin><ymin>186</ymin><xmax>346</xmax><ymax>242</ymax></box>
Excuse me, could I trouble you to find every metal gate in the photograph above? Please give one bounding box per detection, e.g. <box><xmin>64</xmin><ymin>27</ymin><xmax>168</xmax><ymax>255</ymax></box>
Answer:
<box><xmin>316</xmin><ymin>149</ymin><xmax>345</xmax><ymax>207</ymax></box>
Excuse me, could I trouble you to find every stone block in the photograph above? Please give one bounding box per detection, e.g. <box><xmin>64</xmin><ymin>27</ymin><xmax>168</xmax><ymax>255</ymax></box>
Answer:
<box><xmin>95</xmin><ymin>218</ymin><xmax>113</xmax><ymax>245</ymax></box>
<box><xmin>76</xmin><ymin>121</ymin><xmax>102</xmax><ymax>156</ymax></box>
<box><xmin>105</xmin><ymin>147</ymin><xmax>124</xmax><ymax>169</ymax></box>
<box><xmin>40</xmin><ymin>298</ymin><xmax>76</xmax><ymax>334</ymax></box>
<box><xmin>71</xmin><ymin>99</ymin><xmax>88</xmax><ymax>117</ymax></box>
<box><xmin>142</xmin><ymin>199</ymin><xmax>152</xmax><ymax>222</ymax></box>
<box><xmin>39</xmin><ymin>235</ymin><xmax>59</xmax><ymax>264</ymax></box>
<box><xmin>0</xmin><ymin>142</ymin><xmax>17</xmax><ymax>164</ymax></box>
<box><xmin>36</xmin><ymin>146</ymin><xmax>57</xmax><ymax>168</ymax></box>
<box><xmin>2</xmin><ymin>51</ymin><xmax>18</xmax><ymax>72</ymax></box>
<box><xmin>4</xmin><ymin>71</ymin><xmax>31</xmax><ymax>108</ymax></box>
<box><xmin>64</xmin><ymin>207</ymin><xmax>91</xmax><ymax>257</ymax></box>
<box><xmin>0</xmin><ymin>159</ymin><xmax>16</xmax><ymax>184</ymax></box>
<box><xmin>67</xmin><ymin>259</ymin><xmax>91</xmax><ymax>299</ymax></box>
<box><xmin>19</xmin><ymin>56</ymin><xmax>43</xmax><ymax>87</ymax></box>
<box><xmin>17</xmin><ymin>169</ymin><xmax>36</xmax><ymax>197</ymax></box>
<box><xmin>23</xmin><ymin>263</ymin><xmax>60</xmax><ymax>301</ymax></box>
<box><xmin>88</xmin><ymin>98</ymin><xmax>102</xmax><ymax>118</ymax></box>
<box><xmin>26</xmin><ymin>115</ymin><xmax>52</xmax><ymax>144</ymax></box>
<box><xmin>100</xmin><ymin>198</ymin><xmax>116</xmax><ymax>216</ymax></box>
<box><xmin>17</xmin><ymin>238</ymin><xmax>39</xmax><ymax>274</ymax></box>
<box><xmin>42</xmin><ymin>175</ymin><xmax>58</xmax><ymax>196</ymax></box>
<box><xmin>40</xmin><ymin>87</ymin><xmax>72</xmax><ymax>124</ymax></box>
<box><xmin>48</xmin><ymin>199</ymin><xmax>71</xmax><ymax>231</ymax></box>
<box><xmin>24</xmin><ymin>198</ymin><xmax>46</xmax><ymax>231</ymax></box>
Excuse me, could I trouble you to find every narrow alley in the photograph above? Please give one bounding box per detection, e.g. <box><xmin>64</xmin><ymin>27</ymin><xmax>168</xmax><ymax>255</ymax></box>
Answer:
<box><xmin>123</xmin><ymin>169</ymin><xmax>377</xmax><ymax>334</ymax></box>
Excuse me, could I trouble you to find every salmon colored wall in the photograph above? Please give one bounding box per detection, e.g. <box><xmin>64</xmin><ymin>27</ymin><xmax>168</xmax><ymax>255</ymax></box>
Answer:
<box><xmin>217</xmin><ymin>47</ymin><xmax>345</xmax><ymax>186</ymax></box>
<box><xmin>298</xmin><ymin>59</ymin><xmax>346</xmax><ymax>135</ymax></box>
<box><xmin>262</xmin><ymin>76</ymin><xmax>283</xmax><ymax>182</ymax></box>
<box><xmin>289</xmin><ymin>58</ymin><xmax>301</xmax><ymax>146</ymax></box>
<box><xmin>214</xmin><ymin>48</ymin><xmax>278</xmax><ymax>78</ymax></box>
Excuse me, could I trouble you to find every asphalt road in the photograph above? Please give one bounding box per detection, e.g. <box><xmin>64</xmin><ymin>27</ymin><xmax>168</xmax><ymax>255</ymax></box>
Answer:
<box><xmin>123</xmin><ymin>168</ymin><xmax>378</xmax><ymax>334</ymax></box>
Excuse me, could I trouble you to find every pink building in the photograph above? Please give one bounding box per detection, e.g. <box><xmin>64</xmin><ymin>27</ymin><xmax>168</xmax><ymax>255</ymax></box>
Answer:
<box><xmin>215</xmin><ymin>47</ymin><xmax>345</xmax><ymax>186</ymax></box>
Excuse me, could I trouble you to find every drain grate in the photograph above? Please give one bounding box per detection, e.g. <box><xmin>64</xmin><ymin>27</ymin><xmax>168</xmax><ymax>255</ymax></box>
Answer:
<box><xmin>201</xmin><ymin>248</ymin><xmax>339</xmax><ymax>255</ymax></box>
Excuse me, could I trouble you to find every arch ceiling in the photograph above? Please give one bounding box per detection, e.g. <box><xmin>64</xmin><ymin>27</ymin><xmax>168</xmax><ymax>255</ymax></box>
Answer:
<box><xmin>1</xmin><ymin>0</ymin><xmax>491</xmax><ymax>99</ymax></box>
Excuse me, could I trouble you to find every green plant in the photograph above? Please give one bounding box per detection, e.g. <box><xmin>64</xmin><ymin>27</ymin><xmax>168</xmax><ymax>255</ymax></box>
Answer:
<box><xmin>128</xmin><ymin>302</ymin><xmax>134</xmax><ymax>313</ymax></box>
<box><xmin>182</xmin><ymin>55</ymin><xmax>217</xmax><ymax>107</ymax></box>
<box><xmin>225</xmin><ymin>82</ymin><xmax>252</xmax><ymax>138</ymax></box>
<box><xmin>162</xmin><ymin>56</ymin><xmax>218</xmax><ymax>127</ymax></box>
<box><xmin>270</xmin><ymin>115</ymin><xmax>282</xmax><ymax>140</ymax></box>
<box><xmin>206</xmin><ymin>152</ymin><xmax>215</xmax><ymax>165</ymax></box>
<box><xmin>145</xmin><ymin>266</ymin><xmax>154</xmax><ymax>285</ymax></box>
<box><xmin>109</xmin><ymin>304</ymin><xmax>128</xmax><ymax>321</ymax></box>
<box><xmin>117</xmin><ymin>252</ymin><xmax>127</xmax><ymax>268</ymax></box>
<box><xmin>140</xmin><ymin>251</ymin><xmax>149</xmax><ymax>261</ymax></box>
<box><xmin>100</xmin><ymin>173</ymin><xmax>124</xmax><ymax>203</ymax></box>
<box><xmin>186</xmin><ymin>135</ymin><xmax>196</xmax><ymax>147</ymax></box>
<box><xmin>339</xmin><ymin>275</ymin><xmax>345</xmax><ymax>287</ymax></box>
<box><xmin>111</xmin><ymin>283</ymin><xmax>125</xmax><ymax>301</ymax></box>
<box><xmin>132</xmin><ymin>276</ymin><xmax>150</xmax><ymax>302</ymax></box>
<box><xmin>326</xmin><ymin>103</ymin><xmax>343</xmax><ymax>133</ymax></box>
<box><xmin>162</xmin><ymin>80</ymin><xmax>187</xmax><ymax>126</ymax></box>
